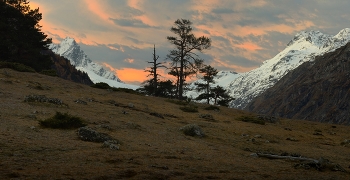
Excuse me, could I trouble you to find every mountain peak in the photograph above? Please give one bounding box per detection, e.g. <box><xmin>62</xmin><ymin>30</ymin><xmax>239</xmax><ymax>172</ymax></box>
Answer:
<box><xmin>49</xmin><ymin>38</ymin><xmax>139</xmax><ymax>90</ymax></box>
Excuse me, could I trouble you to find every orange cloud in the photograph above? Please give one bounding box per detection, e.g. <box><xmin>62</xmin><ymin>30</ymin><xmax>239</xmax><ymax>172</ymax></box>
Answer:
<box><xmin>212</xmin><ymin>58</ymin><xmax>256</xmax><ymax>73</ymax></box>
<box><xmin>236</xmin><ymin>42</ymin><xmax>263</xmax><ymax>51</ymax></box>
<box><xmin>83</xmin><ymin>0</ymin><xmax>110</xmax><ymax>21</ymax></box>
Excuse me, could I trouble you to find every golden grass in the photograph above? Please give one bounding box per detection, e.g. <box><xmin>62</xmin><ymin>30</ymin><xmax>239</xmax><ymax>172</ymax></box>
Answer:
<box><xmin>0</xmin><ymin>68</ymin><xmax>350</xmax><ymax>179</ymax></box>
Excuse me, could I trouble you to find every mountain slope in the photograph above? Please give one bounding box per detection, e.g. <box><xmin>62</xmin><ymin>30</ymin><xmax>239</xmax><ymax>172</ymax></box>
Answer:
<box><xmin>200</xmin><ymin>28</ymin><xmax>350</xmax><ymax>109</ymax></box>
<box><xmin>49</xmin><ymin>38</ymin><xmax>139</xmax><ymax>90</ymax></box>
<box><xmin>246</xmin><ymin>41</ymin><xmax>350</xmax><ymax>124</ymax></box>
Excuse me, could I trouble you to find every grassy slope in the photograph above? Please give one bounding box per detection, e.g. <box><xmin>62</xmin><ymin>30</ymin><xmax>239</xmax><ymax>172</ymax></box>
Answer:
<box><xmin>0</xmin><ymin>68</ymin><xmax>349</xmax><ymax>179</ymax></box>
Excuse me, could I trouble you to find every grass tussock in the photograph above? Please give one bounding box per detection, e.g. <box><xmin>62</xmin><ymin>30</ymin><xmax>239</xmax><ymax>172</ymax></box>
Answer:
<box><xmin>180</xmin><ymin>105</ymin><xmax>198</xmax><ymax>113</ymax></box>
<box><xmin>39</xmin><ymin>112</ymin><xmax>86</xmax><ymax>129</ymax></box>
<box><xmin>237</xmin><ymin>115</ymin><xmax>265</xmax><ymax>125</ymax></box>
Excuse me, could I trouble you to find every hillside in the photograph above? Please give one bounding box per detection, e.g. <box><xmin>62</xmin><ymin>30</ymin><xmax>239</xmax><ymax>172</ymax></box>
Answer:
<box><xmin>246</xmin><ymin>42</ymin><xmax>350</xmax><ymax>125</ymax></box>
<box><xmin>188</xmin><ymin>28</ymin><xmax>350</xmax><ymax>109</ymax></box>
<box><xmin>1</xmin><ymin>68</ymin><xmax>350</xmax><ymax>179</ymax></box>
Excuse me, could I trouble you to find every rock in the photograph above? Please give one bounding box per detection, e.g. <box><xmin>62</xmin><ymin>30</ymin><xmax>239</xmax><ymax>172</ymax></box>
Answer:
<box><xmin>254</xmin><ymin>135</ymin><xmax>262</xmax><ymax>138</ymax></box>
<box><xmin>74</xmin><ymin>99</ymin><xmax>87</xmax><ymax>105</ymax></box>
<box><xmin>199</xmin><ymin>114</ymin><xmax>214</xmax><ymax>120</ymax></box>
<box><xmin>77</xmin><ymin>127</ymin><xmax>114</xmax><ymax>142</ymax></box>
<box><xmin>150</xmin><ymin>112</ymin><xmax>164</xmax><ymax>119</ymax></box>
<box><xmin>102</xmin><ymin>140</ymin><xmax>120</xmax><ymax>150</ymax></box>
<box><xmin>128</xmin><ymin>103</ymin><xmax>134</xmax><ymax>108</ymax></box>
<box><xmin>180</xmin><ymin>124</ymin><xmax>205</xmax><ymax>137</ymax></box>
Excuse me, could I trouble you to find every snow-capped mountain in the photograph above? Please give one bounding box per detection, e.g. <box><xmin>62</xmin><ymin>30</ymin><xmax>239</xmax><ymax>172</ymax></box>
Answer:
<box><xmin>189</xmin><ymin>28</ymin><xmax>350</xmax><ymax>108</ymax></box>
<box><xmin>49</xmin><ymin>37</ymin><xmax>139</xmax><ymax>90</ymax></box>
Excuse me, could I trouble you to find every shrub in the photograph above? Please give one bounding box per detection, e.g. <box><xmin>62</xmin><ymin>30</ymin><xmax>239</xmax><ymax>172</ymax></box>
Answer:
<box><xmin>40</xmin><ymin>69</ymin><xmax>58</xmax><ymax>77</ymax></box>
<box><xmin>237</xmin><ymin>115</ymin><xmax>265</xmax><ymax>125</ymax></box>
<box><xmin>0</xmin><ymin>62</ymin><xmax>36</xmax><ymax>72</ymax></box>
<box><xmin>180</xmin><ymin>105</ymin><xmax>198</xmax><ymax>113</ymax></box>
<box><xmin>180</xmin><ymin>124</ymin><xmax>205</xmax><ymax>137</ymax></box>
<box><xmin>39</xmin><ymin>112</ymin><xmax>86</xmax><ymax>129</ymax></box>
<box><xmin>204</xmin><ymin>105</ymin><xmax>220</xmax><ymax>111</ymax></box>
<box><xmin>91</xmin><ymin>82</ymin><xmax>111</xmax><ymax>89</ymax></box>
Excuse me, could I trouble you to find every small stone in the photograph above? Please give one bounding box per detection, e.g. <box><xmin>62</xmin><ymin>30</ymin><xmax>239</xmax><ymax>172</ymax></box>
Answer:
<box><xmin>254</xmin><ymin>135</ymin><xmax>262</xmax><ymax>138</ymax></box>
<box><xmin>128</xmin><ymin>103</ymin><xmax>134</xmax><ymax>108</ymax></box>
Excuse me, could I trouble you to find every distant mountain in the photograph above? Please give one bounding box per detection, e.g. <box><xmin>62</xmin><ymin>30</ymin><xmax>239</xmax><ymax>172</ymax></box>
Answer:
<box><xmin>245</xmin><ymin>41</ymin><xmax>350</xmax><ymax>125</ymax></box>
<box><xmin>49</xmin><ymin>37</ymin><xmax>139</xmax><ymax>90</ymax></box>
<box><xmin>191</xmin><ymin>28</ymin><xmax>350</xmax><ymax>108</ymax></box>
<box><xmin>47</xmin><ymin>50</ymin><xmax>94</xmax><ymax>85</ymax></box>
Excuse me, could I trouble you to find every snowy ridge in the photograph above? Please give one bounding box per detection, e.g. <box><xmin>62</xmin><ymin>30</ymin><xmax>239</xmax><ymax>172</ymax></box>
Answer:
<box><xmin>227</xmin><ymin>28</ymin><xmax>350</xmax><ymax>109</ymax></box>
<box><xmin>188</xmin><ymin>28</ymin><xmax>350</xmax><ymax>108</ymax></box>
<box><xmin>49</xmin><ymin>37</ymin><xmax>139</xmax><ymax>90</ymax></box>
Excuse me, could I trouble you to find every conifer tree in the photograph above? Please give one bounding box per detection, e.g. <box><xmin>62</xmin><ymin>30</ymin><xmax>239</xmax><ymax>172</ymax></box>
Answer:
<box><xmin>195</xmin><ymin>65</ymin><xmax>218</xmax><ymax>104</ymax></box>
<box><xmin>166</xmin><ymin>19</ymin><xmax>211</xmax><ymax>100</ymax></box>
<box><xmin>0</xmin><ymin>0</ymin><xmax>52</xmax><ymax>71</ymax></box>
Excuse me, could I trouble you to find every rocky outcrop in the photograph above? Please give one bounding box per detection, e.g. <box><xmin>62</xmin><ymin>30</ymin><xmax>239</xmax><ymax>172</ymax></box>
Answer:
<box><xmin>246</xmin><ymin>42</ymin><xmax>350</xmax><ymax>125</ymax></box>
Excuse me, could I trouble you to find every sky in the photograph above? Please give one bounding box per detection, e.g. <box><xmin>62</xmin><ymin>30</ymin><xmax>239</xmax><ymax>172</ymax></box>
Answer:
<box><xmin>29</xmin><ymin>0</ymin><xmax>350</xmax><ymax>85</ymax></box>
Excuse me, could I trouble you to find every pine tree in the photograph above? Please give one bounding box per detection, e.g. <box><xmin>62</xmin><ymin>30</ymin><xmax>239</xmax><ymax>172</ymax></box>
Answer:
<box><xmin>0</xmin><ymin>0</ymin><xmax>52</xmax><ymax>71</ymax></box>
<box><xmin>195</xmin><ymin>65</ymin><xmax>218</xmax><ymax>104</ymax></box>
<box><xmin>211</xmin><ymin>85</ymin><xmax>234</xmax><ymax>107</ymax></box>
<box><xmin>166</xmin><ymin>19</ymin><xmax>211</xmax><ymax>100</ymax></box>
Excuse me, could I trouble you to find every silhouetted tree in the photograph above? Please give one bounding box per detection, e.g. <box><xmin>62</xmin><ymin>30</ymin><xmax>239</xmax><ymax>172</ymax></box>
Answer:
<box><xmin>211</xmin><ymin>85</ymin><xmax>234</xmax><ymax>107</ymax></box>
<box><xmin>195</xmin><ymin>65</ymin><xmax>218</xmax><ymax>104</ymax></box>
<box><xmin>0</xmin><ymin>0</ymin><xmax>52</xmax><ymax>71</ymax></box>
<box><xmin>143</xmin><ymin>44</ymin><xmax>166</xmax><ymax>96</ymax></box>
<box><xmin>166</xmin><ymin>19</ymin><xmax>211</xmax><ymax>100</ymax></box>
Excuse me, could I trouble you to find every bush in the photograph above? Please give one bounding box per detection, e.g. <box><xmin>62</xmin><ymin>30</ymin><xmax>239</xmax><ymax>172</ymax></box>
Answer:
<box><xmin>0</xmin><ymin>62</ymin><xmax>36</xmax><ymax>72</ymax></box>
<box><xmin>40</xmin><ymin>69</ymin><xmax>58</xmax><ymax>77</ymax></box>
<box><xmin>39</xmin><ymin>112</ymin><xmax>86</xmax><ymax>129</ymax></box>
<box><xmin>180</xmin><ymin>124</ymin><xmax>205</xmax><ymax>137</ymax></box>
<box><xmin>180</xmin><ymin>105</ymin><xmax>198</xmax><ymax>113</ymax></box>
<box><xmin>204</xmin><ymin>105</ymin><xmax>220</xmax><ymax>111</ymax></box>
<box><xmin>91</xmin><ymin>82</ymin><xmax>111</xmax><ymax>89</ymax></box>
<box><xmin>237</xmin><ymin>115</ymin><xmax>265</xmax><ymax>125</ymax></box>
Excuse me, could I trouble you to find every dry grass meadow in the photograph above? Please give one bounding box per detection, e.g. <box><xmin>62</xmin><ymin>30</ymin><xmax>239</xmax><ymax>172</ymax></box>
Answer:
<box><xmin>1</xmin><ymin>68</ymin><xmax>350</xmax><ymax>179</ymax></box>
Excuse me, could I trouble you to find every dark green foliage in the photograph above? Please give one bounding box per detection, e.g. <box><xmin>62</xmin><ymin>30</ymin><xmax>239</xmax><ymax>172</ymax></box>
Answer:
<box><xmin>180</xmin><ymin>124</ymin><xmax>205</xmax><ymax>137</ymax></box>
<box><xmin>0</xmin><ymin>62</ymin><xmax>35</xmax><ymax>72</ymax></box>
<box><xmin>91</xmin><ymin>82</ymin><xmax>111</xmax><ymax>89</ymax></box>
<box><xmin>179</xmin><ymin>105</ymin><xmax>198</xmax><ymax>113</ymax></box>
<box><xmin>40</xmin><ymin>69</ymin><xmax>58</xmax><ymax>77</ymax></box>
<box><xmin>167</xmin><ymin>19</ymin><xmax>211</xmax><ymax>99</ymax></box>
<box><xmin>204</xmin><ymin>105</ymin><xmax>220</xmax><ymax>111</ymax></box>
<box><xmin>195</xmin><ymin>65</ymin><xmax>218</xmax><ymax>104</ymax></box>
<box><xmin>0</xmin><ymin>0</ymin><xmax>53</xmax><ymax>72</ymax></box>
<box><xmin>138</xmin><ymin>80</ymin><xmax>176</xmax><ymax>98</ymax></box>
<box><xmin>211</xmin><ymin>85</ymin><xmax>234</xmax><ymax>107</ymax></box>
<box><xmin>39</xmin><ymin>112</ymin><xmax>86</xmax><ymax>129</ymax></box>
<box><xmin>237</xmin><ymin>116</ymin><xmax>265</xmax><ymax>125</ymax></box>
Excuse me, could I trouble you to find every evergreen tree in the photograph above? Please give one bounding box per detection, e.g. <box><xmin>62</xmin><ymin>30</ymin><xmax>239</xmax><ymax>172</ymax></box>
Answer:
<box><xmin>211</xmin><ymin>85</ymin><xmax>234</xmax><ymax>107</ymax></box>
<box><xmin>195</xmin><ymin>65</ymin><xmax>218</xmax><ymax>104</ymax></box>
<box><xmin>166</xmin><ymin>19</ymin><xmax>211</xmax><ymax>100</ymax></box>
<box><xmin>0</xmin><ymin>0</ymin><xmax>52</xmax><ymax>71</ymax></box>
